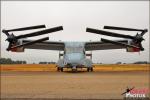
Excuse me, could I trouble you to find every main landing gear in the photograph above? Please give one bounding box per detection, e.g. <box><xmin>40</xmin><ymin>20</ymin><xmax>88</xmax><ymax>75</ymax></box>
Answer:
<box><xmin>87</xmin><ymin>67</ymin><xmax>93</xmax><ymax>72</ymax></box>
<box><xmin>57</xmin><ymin>67</ymin><xmax>93</xmax><ymax>72</ymax></box>
<box><xmin>57</xmin><ymin>67</ymin><xmax>64</xmax><ymax>72</ymax></box>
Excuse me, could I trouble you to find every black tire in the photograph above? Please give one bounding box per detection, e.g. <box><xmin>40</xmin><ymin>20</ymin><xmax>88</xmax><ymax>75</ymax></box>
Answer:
<box><xmin>87</xmin><ymin>68</ymin><xmax>90</xmax><ymax>72</ymax></box>
<box><xmin>72</xmin><ymin>68</ymin><xmax>77</xmax><ymax>72</ymax></box>
<box><xmin>91</xmin><ymin>67</ymin><xmax>93</xmax><ymax>72</ymax></box>
<box><xmin>57</xmin><ymin>67</ymin><xmax>60</xmax><ymax>71</ymax></box>
<box><xmin>61</xmin><ymin>67</ymin><xmax>63</xmax><ymax>72</ymax></box>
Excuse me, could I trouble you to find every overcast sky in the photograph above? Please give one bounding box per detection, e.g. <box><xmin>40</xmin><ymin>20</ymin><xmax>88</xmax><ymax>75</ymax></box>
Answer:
<box><xmin>1</xmin><ymin>1</ymin><xmax>149</xmax><ymax>64</ymax></box>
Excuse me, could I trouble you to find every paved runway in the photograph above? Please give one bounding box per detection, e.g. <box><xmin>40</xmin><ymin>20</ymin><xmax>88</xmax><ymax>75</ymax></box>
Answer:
<box><xmin>1</xmin><ymin>71</ymin><xmax>150</xmax><ymax>99</ymax></box>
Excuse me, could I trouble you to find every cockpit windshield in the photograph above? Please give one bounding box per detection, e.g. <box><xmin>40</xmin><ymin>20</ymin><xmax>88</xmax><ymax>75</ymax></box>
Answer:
<box><xmin>65</xmin><ymin>42</ymin><xmax>85</xmax><ymax>53</ymax></box>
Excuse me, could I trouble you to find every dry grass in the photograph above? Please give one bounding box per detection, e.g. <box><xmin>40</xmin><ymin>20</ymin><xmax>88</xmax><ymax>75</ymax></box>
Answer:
<box><xmin>0</xmin><ymin>64</ymin><xmax>56</xmax><ymax>71</ymax></box>
<box><xmin>93</xmin><ymin>64</ymin><xmax>149</xmax><ymax>71</ymax></box>
<box><xmin>1</xmin><ymin>64</ymin><xmax>149</xmax><ymax>71</ymax></box>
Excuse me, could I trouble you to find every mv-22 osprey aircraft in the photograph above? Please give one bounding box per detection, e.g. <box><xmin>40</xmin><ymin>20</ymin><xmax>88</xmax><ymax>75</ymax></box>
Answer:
<box><xmin>2</xmin><ymin>25</ymin><xmax>148</xmax><ymax>72</ymax></box>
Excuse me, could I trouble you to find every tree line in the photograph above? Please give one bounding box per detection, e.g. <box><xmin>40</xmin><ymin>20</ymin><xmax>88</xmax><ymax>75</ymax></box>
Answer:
<box><xmin>0</xmin><ymin>57</ymin><xmax>149</xmax><ymax>64</ymax></box>
<box><xmin>0</xmin><ymin>58</ymin><xmax>56</xmax><ymax>64</ymax></box>
<box><xmin>39</xmin><ymin>62</ymin><xmax>55</xmax><ymax>64</ymax></box>
<box><xmin>0</xmin><ymin>58</ymin><xmax>26</xmax><ymax>64</ymax></box>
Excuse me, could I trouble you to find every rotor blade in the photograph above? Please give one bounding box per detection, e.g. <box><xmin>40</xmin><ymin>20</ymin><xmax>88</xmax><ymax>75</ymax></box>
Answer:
<box><xmin>101</xmin><ymin>38</ymin><xmax>140</xmax><ymax>49</ymax></box>
<box><xmin>10</xmin><ymin>37</ymin><xmax>49</xmax><ymax>50</ymax></box>
<box><xmin>16</xmin><ymin>26</ymin><xmax>63</xmax><ymax>39</ymax></box>
<box><xmin>104</xmin><ymin>26</ymin><xmax>144</xmax><ymax>32</ymax></box>
<box><xmin>141</xmin><ymin>29</ymin><xmax>148</xmax><ymax>36</ymax></box>
<box><xmin>3</xmin><ymin>25</ymin><xmax>46</xmax><ymax>32</ymax></box>
<box><xmin>86</xmin><ymin>28</ymin><xmax>135</xmax><ymax>39</ymax></box>
<box><xmin>2</xmin><ymin>30</ymin><xmax>10</xmax><ymax>36</ymax></box>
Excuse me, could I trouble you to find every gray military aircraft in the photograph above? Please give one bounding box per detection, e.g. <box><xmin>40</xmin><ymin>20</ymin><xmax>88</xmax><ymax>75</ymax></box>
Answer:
<box><xmin>2</xmin><ymin>25</ymin><xmax>148</xmax><ymax>72</ymax></box>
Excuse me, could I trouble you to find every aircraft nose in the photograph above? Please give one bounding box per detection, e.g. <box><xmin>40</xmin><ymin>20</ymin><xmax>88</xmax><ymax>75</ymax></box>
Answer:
<box><xmin>65</xmin><ymin>53</ymin><xmax>84</xmax><ymax>64</ymax></box>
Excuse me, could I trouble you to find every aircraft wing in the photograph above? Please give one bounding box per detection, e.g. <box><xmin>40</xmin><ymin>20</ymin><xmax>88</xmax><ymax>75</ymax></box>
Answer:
<box><xmin>85</xmin><ymin>40</ymin><xmax>128</xmax><ymax>51</ymax></box>
<box><xmin>22</xmin><ymin>40</ymin><xmax>65</xmax><ymax>51</ymax></box>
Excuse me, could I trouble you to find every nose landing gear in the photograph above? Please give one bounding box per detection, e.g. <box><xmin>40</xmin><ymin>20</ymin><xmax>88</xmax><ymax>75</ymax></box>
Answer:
<box><xmin>60</xmin><ymin>67</ymin><xmax>64</xmax><ymax>72</ymax></box>
<box><xmin>72</xmin><ymin>66</ymin><xmax>77</xmax><ymax>72</ymax></box>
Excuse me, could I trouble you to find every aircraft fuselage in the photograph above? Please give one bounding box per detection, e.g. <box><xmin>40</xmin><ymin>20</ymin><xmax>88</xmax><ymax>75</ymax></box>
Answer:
<box><xmin>57</xmin><ymin>42</ymin><xmax>93</xmax><ymax>72</ymax></box>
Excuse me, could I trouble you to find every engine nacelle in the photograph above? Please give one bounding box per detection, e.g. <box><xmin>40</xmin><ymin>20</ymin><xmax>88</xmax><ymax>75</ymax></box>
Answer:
<box><xmin>126</xmin><ymin>47</ymin><xmax>140</xmax><ymax>52</ymax></box>
<box><xmin>11</xmin><ymin>47</ymin><xmax>24</xmax><ymax>52</ymax></box>
<box><xmin>10</xmin><ymin>40</ymin><xmax>24</xmax><ymax>52</ymax></box>
<box><xmin>126</xmin><ymin>40</ymin><xmax>140</xmax><ymax>52</ymax></box>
